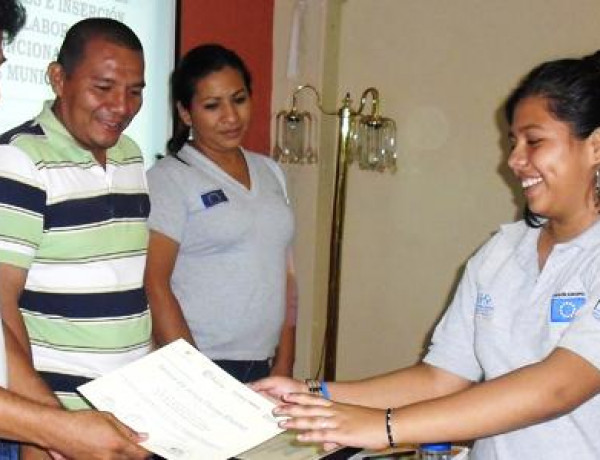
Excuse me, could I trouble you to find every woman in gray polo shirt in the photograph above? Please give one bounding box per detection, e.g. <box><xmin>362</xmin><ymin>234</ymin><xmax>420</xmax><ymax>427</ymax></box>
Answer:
<box><xmin>253</xmin><ymin>50</ymin><xmax>600</xmax><ymax>459</ymax></box>
<box><xmin>145</xmin><ymin>44</ymin><xmax>297</xmax><ymax>383</ymax></box>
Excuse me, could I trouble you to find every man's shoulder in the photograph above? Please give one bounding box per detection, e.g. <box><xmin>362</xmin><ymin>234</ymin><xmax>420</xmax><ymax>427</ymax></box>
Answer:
<box><xmin>0</xmin><ymin>117</ymin><xmax>65</xmax><ymax>166</ymax></box>
<box><xmin>111</xmin><ymin>134</ymin><xmax>144</xmax><ymax>164</ymax></box>
<box><xmin>0</xmin><ymin>144</ymin><xmax>39</xmax><ymax>173</ymax></box>
<box><xmin>0</xmin><ymin>136</ymin><xmax>46</xmax><ymax>180</ymax></box>
<box><xmin>115</xmin><ymin>133</ymin><xmax>140</xmax><ymax>153</ymax></box>
<box><xmin>0</xmin><ymin>119</ymin><xmax>45</xmax><ymax>146</ymax></box>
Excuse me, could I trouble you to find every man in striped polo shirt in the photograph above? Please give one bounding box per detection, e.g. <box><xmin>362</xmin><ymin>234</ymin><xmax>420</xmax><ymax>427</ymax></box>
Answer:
<box><xmin>0</xmin><ymin>5</ymin><xmax>150</xmax><ymax>460</ymax></box>
<box><xmin>0</xmin><ymin>17</ymin><xmax>152</xmax><ymax>412</ymax></box>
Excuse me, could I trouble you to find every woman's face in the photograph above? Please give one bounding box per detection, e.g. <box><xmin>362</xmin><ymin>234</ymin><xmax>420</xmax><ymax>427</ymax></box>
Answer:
<box><xmin>178</xmin><ymin>66</ymin><xmax>251</xmax><ymax>157</ymax></box>
<box><xmin>507</xmin><ymin>96</ymin><xmax>599</xmax><ymax>223</ymax></box>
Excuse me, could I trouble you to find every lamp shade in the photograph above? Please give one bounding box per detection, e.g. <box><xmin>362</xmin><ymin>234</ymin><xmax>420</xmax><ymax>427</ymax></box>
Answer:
<box><xmin>356</xmin><ymin>115</ymin><xmax>397</xmax><ymax>171</ymax></box>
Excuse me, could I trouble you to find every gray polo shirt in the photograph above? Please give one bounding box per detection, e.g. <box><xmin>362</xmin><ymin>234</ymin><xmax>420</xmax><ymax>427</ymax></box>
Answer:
<box><xmin>147</xmin><ymin>145</ymin><xmax>294</xmax><ymax>360</ymax></box>
<box><xmin>424</xmin><ymin>219</ymin><xmax>600</xmax><ymax>459</ymax></box>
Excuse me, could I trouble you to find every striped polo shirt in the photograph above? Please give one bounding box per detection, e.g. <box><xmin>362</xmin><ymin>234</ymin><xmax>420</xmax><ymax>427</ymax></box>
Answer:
<box><xmin>0</xmin><ymin>101</ymin><xmax>151</xmax><ymax>409</ymax></box>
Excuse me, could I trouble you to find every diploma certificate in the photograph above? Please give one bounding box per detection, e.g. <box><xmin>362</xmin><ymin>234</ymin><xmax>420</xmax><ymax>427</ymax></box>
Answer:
<box><xmin>78</xmin><ymin>339</ymin><xmax>283</xmax><ymax>460</ymax></box>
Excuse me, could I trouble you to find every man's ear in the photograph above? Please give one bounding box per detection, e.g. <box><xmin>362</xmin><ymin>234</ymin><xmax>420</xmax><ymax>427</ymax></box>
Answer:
<box><xmin>176</xmin><ymin>102</ymin><xmax>192</xmax><ymax>127</ymax></box>
<box><xmin>47</xmin><ymin>62</ymin><xmax>66</xmax><ymax>98</ymax></box>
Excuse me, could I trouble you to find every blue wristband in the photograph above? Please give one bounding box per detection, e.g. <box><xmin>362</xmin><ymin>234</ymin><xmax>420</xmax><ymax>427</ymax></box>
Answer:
<box><xmin>320</xmin><ymin>380</ymin><xmax>331</xmax><ymax>400</ymax></box>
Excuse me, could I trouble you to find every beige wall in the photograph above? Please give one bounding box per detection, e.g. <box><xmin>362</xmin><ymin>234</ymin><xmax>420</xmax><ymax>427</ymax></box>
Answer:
<box><xmin>272</xmin><ymin>0</ymin><xmax>344</xmax><ymax>379</ymax></box>
<box><xmin>272</xmin><ymin>0</ymin><xmax>600</xmax><ymax>380</ymax></box>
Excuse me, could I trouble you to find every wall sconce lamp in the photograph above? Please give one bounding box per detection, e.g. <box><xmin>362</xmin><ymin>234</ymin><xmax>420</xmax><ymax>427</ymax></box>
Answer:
<box><xmin>274</xmin><ymin>85</ymin><xmax>318</xmax><ymax>164</ymax></box>
<box><xmin>274</xmin><ymin>85</ymin><xmax>397</xmax><ymax>380</ymax></box>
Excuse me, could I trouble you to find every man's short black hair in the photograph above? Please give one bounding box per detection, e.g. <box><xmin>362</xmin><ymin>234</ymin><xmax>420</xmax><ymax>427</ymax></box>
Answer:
<box><xmin>57</xmin><ymin>17</ymin><xmax>144</xmax><ymax>76</ymax></box>
<box><xmin>0</xmin><ymin>0</ymin><xmax>27</xmax><ymax>44</ymax></box>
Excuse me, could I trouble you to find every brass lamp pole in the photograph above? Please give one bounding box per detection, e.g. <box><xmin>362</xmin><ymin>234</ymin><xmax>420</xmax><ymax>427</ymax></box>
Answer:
<box><xmin>324</xmin><ymin>92</ymin><xmax>352</xmax><ymax>380</ymax></box>
<box><xmin>275</xmin><ymin>85</ymin><xmax>396</xmax><ymax>380</ymax></box>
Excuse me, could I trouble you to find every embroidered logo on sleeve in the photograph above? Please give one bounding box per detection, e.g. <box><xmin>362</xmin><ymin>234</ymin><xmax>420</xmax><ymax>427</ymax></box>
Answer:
<box><xmin>200</xmin><ymin>189</ymin><xmax>228</xmax><ymax>208</ymax></box>
<box><xmin>550</xmin><ymin>294</ymin><xmax>585</xmax><ymax>323</ymax></box>
<box><xmin>475</xmin><ymin>292</ymin><xmax>494</xmax><ymax>318</ymax></box>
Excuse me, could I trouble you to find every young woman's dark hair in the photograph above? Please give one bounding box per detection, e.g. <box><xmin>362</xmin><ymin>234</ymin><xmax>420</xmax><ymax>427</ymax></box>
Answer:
<box><xmin>0</xmin><ymin>0</ymin><xmax>26</xmax><ymax>43</ymax></box>
<box><xmin>167</xmin><ymin>44</ymin><xmax>252</xmax><ymax>155</ymax></box>
<box><xmin>56</xmin><ymin>17</ymin><xmax>143</xmax><ymax>77</ymax></box>
<box><xmin>505</xmin><ymin>51</ymin><xmax>600</xmax><ymax>227</ymax></box>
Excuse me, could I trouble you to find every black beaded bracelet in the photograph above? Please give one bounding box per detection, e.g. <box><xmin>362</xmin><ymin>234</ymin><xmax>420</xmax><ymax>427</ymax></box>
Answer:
<box><xmin>385</xmin><ymin>408</ymin><xmax>396</xmax><ymax>448</ymax></box>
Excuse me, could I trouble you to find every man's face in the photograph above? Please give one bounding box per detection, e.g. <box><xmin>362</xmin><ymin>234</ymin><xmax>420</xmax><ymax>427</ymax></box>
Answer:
<box><xmin>49</xmin><ymin>36</ymin><xmax>145</xmax><ymax>161</ymax></box>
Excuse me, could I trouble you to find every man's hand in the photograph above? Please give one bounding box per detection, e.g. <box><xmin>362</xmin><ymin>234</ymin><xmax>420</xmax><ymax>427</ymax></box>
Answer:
<box><xmin>47</xmin><ymin>410</ymin><xmax>150</xmax><ymax>460</ymax></box>
<box><xmin>21</xmin><ymin>445</ymin><xmax>52</xmax><ymax>460</ymax></box>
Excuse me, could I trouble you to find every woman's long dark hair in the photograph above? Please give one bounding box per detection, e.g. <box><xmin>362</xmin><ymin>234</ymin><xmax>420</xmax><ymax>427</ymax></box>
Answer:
<box><xmin>167</xmin><ymin>44</ymin><xmax>252</xmax><ymax>156</ymax></box>
<box><xmin>505</xmin><ymin>51</ymin><xmax>600</xmax><ymax>227</ymax></box>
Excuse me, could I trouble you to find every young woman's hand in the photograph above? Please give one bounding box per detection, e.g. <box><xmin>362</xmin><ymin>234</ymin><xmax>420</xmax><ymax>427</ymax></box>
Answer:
<box><xmin>273</xmin><ymin>392</ymin><xmax>389</xmax><ymax>451</ymax></box>
<box><xmin>249</xmin><ymin>376</ymin><xmax>307</xmax><ymax>401</ymax></box>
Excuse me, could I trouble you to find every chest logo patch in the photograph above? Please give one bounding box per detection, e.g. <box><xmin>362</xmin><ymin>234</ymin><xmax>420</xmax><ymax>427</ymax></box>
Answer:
<box><xmin>201</xmin><ymin>189</ymin><xmax>228</xmax><ymax>208</ymax></box>
<box><xmin>550</xmin><ymin>294</ymin><xmax>585</xmax><ymax>323</ymax></box>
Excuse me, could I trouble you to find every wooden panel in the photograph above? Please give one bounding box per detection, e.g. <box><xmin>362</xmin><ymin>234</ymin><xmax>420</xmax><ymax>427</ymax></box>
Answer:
<box><xmin>179</xmin><ymin>0</ymin><xmax>275</xmax><ymax>154</ymax></box>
